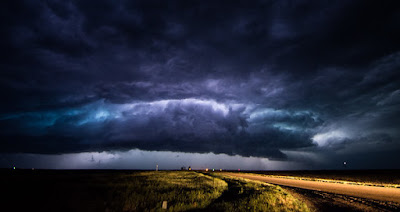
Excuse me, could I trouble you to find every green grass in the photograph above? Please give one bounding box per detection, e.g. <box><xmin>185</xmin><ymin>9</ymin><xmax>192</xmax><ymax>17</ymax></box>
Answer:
<box><xmin>106</xmin><ymin>171</ymin><xmax>309</xmax><ymax>211</ymax></box>
<box><xmin>107</xmin><ymin>171</ymin><xmax>227</xmax><ymax>211</ymax></box>
<box><xmin>2</xmin><ymin>170</ymin><xmax>311</xmax><ymax>212</ymax></box>
<box><xmin>205</xmin><ymin>173</ymin><xmax>310</xmax><ymax>212</ymax></box>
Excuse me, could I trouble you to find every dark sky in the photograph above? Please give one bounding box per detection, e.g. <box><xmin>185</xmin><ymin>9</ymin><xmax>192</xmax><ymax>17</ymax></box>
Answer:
<box><xmin>1</xmin><ymin>0</ymin><xmax>400</xmax><ymax>170</ymax></box>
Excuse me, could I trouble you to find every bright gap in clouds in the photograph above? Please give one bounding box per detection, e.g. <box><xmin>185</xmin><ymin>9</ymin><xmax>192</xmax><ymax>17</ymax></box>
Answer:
<box><xmin>312</xmin><ymin>130</ymin><xmax>349</xmax><ymax>147</ymax></box>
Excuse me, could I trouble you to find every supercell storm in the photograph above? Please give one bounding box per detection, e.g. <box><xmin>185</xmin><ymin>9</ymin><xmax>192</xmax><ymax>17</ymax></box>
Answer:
<box><xmin>1</xmin><ymin>0</ymin><xmax>400</xmax><ymax>169</ymax></box>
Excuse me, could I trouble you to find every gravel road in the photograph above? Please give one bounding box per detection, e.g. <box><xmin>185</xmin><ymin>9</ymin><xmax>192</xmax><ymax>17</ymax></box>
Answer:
<box><xmin>224</xmin><ymin>172</ymin><xmax>400</xmax><ymax>211</ymax></box>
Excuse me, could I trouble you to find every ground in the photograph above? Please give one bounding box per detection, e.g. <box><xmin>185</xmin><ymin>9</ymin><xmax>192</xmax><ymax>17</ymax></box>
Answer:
<box><xmin>4</xmin><ymin>169</ymin><xmax>399</xmax><ymax>211</ymax></box>
<box><xmin>1</xmin><ymin>169</ymin><xmax>308</xmax><ymax>212</ymax></box>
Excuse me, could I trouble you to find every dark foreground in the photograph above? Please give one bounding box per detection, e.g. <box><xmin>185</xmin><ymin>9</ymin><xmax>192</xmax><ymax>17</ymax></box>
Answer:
<box><xmin>0</xmin><ymin>169</ymin><xmax>308</xmax><ymax>212</ymax></box>
<box><xmin>2</xmin><ymin>169</ymin><xmax>399</xmax><ymax>211</ymax></box>
<box><xmin>1</xmin><ymin>169</ymin><xmax>130</xmax><ymax>211</ymax></box>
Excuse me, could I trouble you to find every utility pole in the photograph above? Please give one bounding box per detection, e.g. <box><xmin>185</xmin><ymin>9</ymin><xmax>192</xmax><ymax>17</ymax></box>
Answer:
<box><xmin>156</xmin><ymin>164</ymin><xmax>158</xmax><ymax>171</ymax></box>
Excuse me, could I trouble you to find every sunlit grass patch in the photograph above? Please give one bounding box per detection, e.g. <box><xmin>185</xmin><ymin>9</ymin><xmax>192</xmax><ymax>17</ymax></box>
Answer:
<box><xmin>207</xmin><ymin>173</ymin><xmax>310</xmax><ymax>212</ymax></box>
<box><xmin>107</xmin><ymin>171</ymin><xmax>227</xmax><ymax>211</ymax></box>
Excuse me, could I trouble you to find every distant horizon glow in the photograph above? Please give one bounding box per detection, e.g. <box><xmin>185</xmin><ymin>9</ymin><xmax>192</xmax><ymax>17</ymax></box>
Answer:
<box><xmin>0</xmin><ymin>149</ymin><xmax>305</xmax><ymax>170</ymax></box>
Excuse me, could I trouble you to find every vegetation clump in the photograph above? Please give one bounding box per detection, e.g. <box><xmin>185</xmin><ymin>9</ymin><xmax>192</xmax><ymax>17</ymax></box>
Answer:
<box><xmin>204</xmin><ymin>174</ymin><xmax>310</xmax><ymax>212</ymax></box>
<box><xmin>108</xmin><ymin>171</ymin><xmax>227</xmax><ymax>211</ymax></box>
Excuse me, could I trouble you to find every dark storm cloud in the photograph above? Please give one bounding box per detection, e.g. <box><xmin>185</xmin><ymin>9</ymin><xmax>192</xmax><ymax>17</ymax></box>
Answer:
<box><xmin>0</xmin><ymin>99</ymin><xmax>297</xmax><ymax>159</ymax></box>
<box><xmin>1</xmin><ymin>0</ymin><xmax>400</xmax><ymax>165</ymax></box>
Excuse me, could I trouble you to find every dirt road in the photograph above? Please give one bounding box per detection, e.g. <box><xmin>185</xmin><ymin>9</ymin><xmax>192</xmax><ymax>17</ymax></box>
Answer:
<box><xmin>224</xmin><ymin>173</ymin><xmax>400</xmax><ymax>203</ymax></box>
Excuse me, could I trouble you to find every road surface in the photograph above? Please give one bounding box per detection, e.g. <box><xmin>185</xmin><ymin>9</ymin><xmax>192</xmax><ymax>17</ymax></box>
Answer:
<box><xmin>224</xmin><ymin>173</ymin><xmax>400</xmax><ymax>203</ymax></box>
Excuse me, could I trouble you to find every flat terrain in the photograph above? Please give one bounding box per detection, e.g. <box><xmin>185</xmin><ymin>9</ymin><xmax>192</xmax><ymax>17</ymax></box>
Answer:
<box><xmin>5</xmin><ymin>169</ymin><xmax>398</xmax><ymax>211</ymax></box>
<box><xmin>226</xmin><ymin>172</ymin><xmax>400</xmax><ymax>203</ymax></box>
<box><xmin>249</xmin><ymin>170</ymin><xmax>400</xmax><ymax>185</ymax></box>
<box><xmin>1</xmin><ymin>169</ymin><xmax>308</xmax><ymax>212</ymax></box>
<box><xmin>1</xmin><ymin>169</ymin><xmax>226</xmax><ymax>211</ymax></box>
<box><xmin>225</xmin><ymin>172</ymin><xmax>400</xmax><ymax>211</ymax></box>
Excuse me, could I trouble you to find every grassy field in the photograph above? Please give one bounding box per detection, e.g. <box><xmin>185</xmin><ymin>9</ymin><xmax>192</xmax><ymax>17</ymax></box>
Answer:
<box><xmin>245</xmin><ymin>170</ymin><xmax>400</xmax><ymax>188</ymax></box>
<box><xmin>108</xmin><ymin>171</ymin><xmax>227</xmax><ymax>211</ymax></box>
<box><xmin>204</xmin><ymin>173</ymin><xmax>310</xmax><ymax>212</ymax></box>
<box><xmin>1</xmin><ymin>169</ymin><xmax>309</xmax><ymax>212</ymax></box>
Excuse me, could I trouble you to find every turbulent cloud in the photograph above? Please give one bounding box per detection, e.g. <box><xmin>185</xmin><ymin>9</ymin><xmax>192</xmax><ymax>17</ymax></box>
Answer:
<box><xmin>1</xmin><ymin>0</ymin><xmax>400</xmax><ymax>168</ymax></box>
<box><xmin>0</xmin><ymin>98</ymin><xmax>316</xmax><ymax>159</ymax></box>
